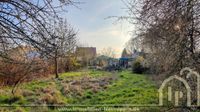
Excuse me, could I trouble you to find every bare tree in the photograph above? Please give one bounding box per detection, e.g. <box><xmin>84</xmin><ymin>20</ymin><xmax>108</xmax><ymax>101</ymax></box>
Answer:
<box><xmin>124</xmin><ymin>0</ymin><xmax>200</xmax><ymax>74</ymax></box>
<box><xmin>122</xmin><ymin>1</ymin><xmax>200</xmax><ymax>109</ymax></box>
<box><xmin>125</xmin><ymin>36</ymin><xmax>142</xmax><ymax>54</ymax></box>
<box><xmin>0</xmin><ymin>0</ymin><xmax>78</xmax><ymax>92</ymax></box>
<box><xmin>100</xmin><ymin>47</ymin><xmax>116</xmax><ymax>58</ymax></box>
<box><xmin>48</xmin><ymin>19</ymin><xmax>77</xmax><ymax>78</ymax></box>
<box><xmin>0</xmin><ymin>0</ymin><xmax>77</xmax><ymax>56</ymax></box>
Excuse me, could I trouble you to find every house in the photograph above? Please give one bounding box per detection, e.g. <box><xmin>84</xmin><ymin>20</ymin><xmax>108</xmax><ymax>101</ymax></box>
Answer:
<box><xmin>120</xmin><ymin>49</ymin><xmax>145</xmax><ymax>68</ymax></box>
<box><xmin>76</xmin><ymin>47</ymin><xmax>97</xmax><ymax>66</ymax></box>
<box><xmin>94</xmin><ymin>55</ymin><xmax>118</xmax><ymax>67</ymax></box>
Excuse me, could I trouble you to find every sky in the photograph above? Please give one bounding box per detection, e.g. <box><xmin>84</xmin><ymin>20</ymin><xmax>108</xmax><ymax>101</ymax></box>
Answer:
<box><xmin>64</xmin><ymin>0</ymin><xmax>133</xmax><ymax>57</ymax></box>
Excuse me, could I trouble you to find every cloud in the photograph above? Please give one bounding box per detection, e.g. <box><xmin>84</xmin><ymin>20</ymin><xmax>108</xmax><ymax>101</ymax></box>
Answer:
<box><xmin>78</xmin><ymin>23</ymin><xmax>131</xmax><ymax>58</ymax></box>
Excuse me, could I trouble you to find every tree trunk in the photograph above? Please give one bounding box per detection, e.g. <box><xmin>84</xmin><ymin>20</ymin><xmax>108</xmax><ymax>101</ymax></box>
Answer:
<box><xmin>55</xmin><ymin>52</ymin><xmax>59</xmax><ymax>78</ymax></box>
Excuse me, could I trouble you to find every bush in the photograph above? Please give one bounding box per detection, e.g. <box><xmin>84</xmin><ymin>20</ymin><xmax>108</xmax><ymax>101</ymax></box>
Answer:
<box><xmin>0</xmin><ymin>58</ymin><xmax>50</xmax><ymax>86</ymax></box>
<box><xmin>132</xmin><ymin>56</ymin><xmax>145</xmax><ymax>74</ymax></box>
<box><xmin>132</xmin><ymin>61</ymin><xmax>144</xmax><ymax>74</ymax></box>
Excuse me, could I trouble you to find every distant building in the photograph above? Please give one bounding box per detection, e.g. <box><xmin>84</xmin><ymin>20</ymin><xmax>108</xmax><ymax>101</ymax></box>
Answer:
<box><xmin>94</xmin><ymin>55</ymin><xmax>118</xmax><ymax>67</ymax></box>
<box><xmin>76</xmin><ymin>47</ymin><xmax>97</xmax><ymax>66</ymax></box>
<box><xmin>119</xmin><ymin>49</ymin><xmax>145</xmax><ymax>68</ymax></box>
<box><xmin>131</xmin><ymin>50</ymin><xmax>145</xmax><ymax>59</ymax></box>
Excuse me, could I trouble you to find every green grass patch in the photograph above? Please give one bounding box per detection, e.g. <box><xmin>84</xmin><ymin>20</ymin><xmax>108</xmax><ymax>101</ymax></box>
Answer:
<box><xmin>77</xmin><ymin>71</ymin><xmax>158</xmax><ymax>105</ymax></box>
<box><xmin>0</xmin><ymin>70</ymin><xmax>159</xmax><ymax>111</ymax></box>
